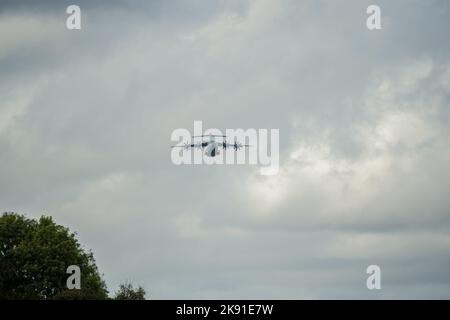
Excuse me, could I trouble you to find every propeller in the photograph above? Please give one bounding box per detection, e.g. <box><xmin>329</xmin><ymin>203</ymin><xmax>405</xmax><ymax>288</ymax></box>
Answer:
<box><xmin>171</xmin><ymin>142</ymin><xmax>193</xmax><ymax>150</ymax></box>
<box><xmin>233</xmin><ymin>138</ymin><xmax>250</xmax><ymax>150</ymax></box>
<box><xmin>184</xmin><ymin>142</ymin><xmax>192</xmax><ymax>150</ymax></box>
<box><xmin>233</xmin><ymin>138</ymin><xmax>241</xmax><ymax>150</ymax></box>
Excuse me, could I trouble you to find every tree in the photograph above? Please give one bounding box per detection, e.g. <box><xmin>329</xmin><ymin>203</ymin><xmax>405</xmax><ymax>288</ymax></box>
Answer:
<box><xmin>114</xmin><ymin>282</ymin><xmax>146</xmax><ymax>300</ymax></box>
<box><xmin>0</xmin><ymin>212</ymin><xmax>108</xmax><ymax>299</ymax></box>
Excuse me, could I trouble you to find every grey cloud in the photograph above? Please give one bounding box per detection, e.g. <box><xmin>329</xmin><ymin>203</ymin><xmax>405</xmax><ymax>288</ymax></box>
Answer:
<box><xmin>1</xmin><ymin>0</ymin><xmax>450</xmax><ymax>298</ymax></box>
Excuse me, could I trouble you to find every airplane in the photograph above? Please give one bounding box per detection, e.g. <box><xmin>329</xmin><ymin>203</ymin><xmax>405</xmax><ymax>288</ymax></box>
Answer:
<box><xmin>171</xmin><ymin>135</ymin><xmax>250</xmax><ymax>157</ymax></box>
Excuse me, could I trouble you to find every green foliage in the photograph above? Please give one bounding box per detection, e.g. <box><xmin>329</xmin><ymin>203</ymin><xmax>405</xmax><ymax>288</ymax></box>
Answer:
<box><xmin>114</xmin><ymin>282</ymin><xmax>146</xmax><ymax>300</ymax></box>
<box><xmin>0</xmin><ymin>212</ymin><xmax>108</xmax><ymax>299</ymax></box>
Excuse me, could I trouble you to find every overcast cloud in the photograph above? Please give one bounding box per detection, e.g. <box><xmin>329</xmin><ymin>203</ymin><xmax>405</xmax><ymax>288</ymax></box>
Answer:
<box><xmin>1</xmin><ymin>0</ymin><xmax>450</xmax><ymax>298</ymax></box>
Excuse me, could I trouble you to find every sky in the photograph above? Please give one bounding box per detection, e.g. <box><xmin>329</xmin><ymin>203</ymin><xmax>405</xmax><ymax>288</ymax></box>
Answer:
<box><xmin>1</xmin><ymin>0</ymin><xmax>450</xmax><ymax>299</ymax></box>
